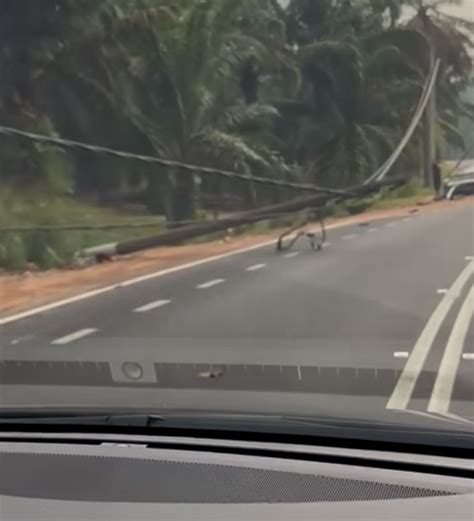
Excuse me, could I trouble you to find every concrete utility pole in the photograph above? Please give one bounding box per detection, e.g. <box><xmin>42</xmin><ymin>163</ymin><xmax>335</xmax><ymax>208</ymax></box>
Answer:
<box><xmin>420</xmin><ymin>10</ymin><xmax>438</xmax><ymax>188</ymax></box>
<box><xmin>422</xmin><ymin>42</ymin><xmax>437</xmax><ymax>188</ymax></box>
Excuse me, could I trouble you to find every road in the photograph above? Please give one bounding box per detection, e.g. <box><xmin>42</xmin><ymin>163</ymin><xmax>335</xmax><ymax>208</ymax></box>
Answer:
<box><xmin>1</xmin><ymin>203</ymin><xmax>473</xmax><ymax>425</ymax></box>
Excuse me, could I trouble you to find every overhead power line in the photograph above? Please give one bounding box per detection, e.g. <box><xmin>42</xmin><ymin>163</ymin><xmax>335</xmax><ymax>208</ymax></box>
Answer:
<box><xmin>0</xmin><ymin>125</ymin><xmax>353</xmax><ymax>197</ymax></box>
<box><xmin>0</xmin><ymin>63</ymin><xmax>440</xmax><ymax>255</ymax></box>
<box><xmin>0</xmin><ymin>61</ymin><xmax>439</xmax><ymax>199</ymax></box>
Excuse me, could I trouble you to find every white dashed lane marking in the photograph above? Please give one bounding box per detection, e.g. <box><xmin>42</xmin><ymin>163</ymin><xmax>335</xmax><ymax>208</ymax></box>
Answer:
<box><xmin>462</xmin><ymin>353</ymin><xmax>474</xmax><ymax>361</ymax></box>
<box><xmin>10</xmin><ymin>335</ymin><xmax>34</xmax><ymax>346</ymax></box>
<box><xmin>52</xmin><ymin>328</ymin><xmax>98</xmax><ymax>345</ymax></box>
<box><xmin>342</xmin><ymin>234</ymin><xmax>357</xmax><ymax>240</ymax></box>
<box><xmin>134</xmin><ymin>300</ymin><xmax>171</xmax><ymax>313</ymax></box>
<box><xmin>368</xmin><ymin>228</ymin><xmax>378</xmax><ymax>233</ymax></box>
<box><xmin>394</xmin><ymin>351</ymin><xmax>409</xmax><ymax>359</ymax></box>
<box><xmin>246</xmin><ymin>264</ymin><xmax>266</xmax><ymax>272</ymax></box>
<box><xmin>284</xmin><ymin>252</ymin><xmax>300</xmax><ymax>258</ymax></box>
<box><xmin>197</xmin><ymin>279</ymin><xmax>226</xmax><ymax>289</ymax></box>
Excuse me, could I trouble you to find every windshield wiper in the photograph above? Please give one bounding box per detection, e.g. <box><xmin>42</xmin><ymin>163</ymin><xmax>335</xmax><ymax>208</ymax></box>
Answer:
<box><xmin>0</xmin><ymin>410</ymin><xmax>471</xmax><ymax>437</ymax></box>
<box><xmin>0</xmin><ymin>412</ymin><xmax>166</xmax><ymax>428</ymax></box>
<box><xmin>1</xmin><ymin>410</ymin><xmax>472</xmax><ymax>454</ymax></box>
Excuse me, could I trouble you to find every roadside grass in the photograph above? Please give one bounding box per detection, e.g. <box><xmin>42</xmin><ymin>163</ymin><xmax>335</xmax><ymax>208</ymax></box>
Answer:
<box><xmin>0</xmin><ymin>190</ymin><xmax>164</xmax><ymax>271</ymax></box>
<box><xmin>148</xmin><ymin>182</ymin><xmax>436</xmax><ymax>246</ymax></box>
<box><xmin>0</xmin><ymin>179</ymin><xmax>435</xmax><ymax>272</ymax></box>
<box><xmin>367</xmin><ymin>181</ymin><xmax>433</xmax><ymax>211</ymax></box>
<box><xmin>235</xmin><ymin>181</ymin><xmax>434</xmax><ymax>235</ymax></box>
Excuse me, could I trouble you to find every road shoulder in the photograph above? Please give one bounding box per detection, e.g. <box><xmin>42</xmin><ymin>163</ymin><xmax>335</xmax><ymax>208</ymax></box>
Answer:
<box><xmin>1</xmin><ymin>197</ymin><xmax>472</xmax><ymax>319</ymax></box>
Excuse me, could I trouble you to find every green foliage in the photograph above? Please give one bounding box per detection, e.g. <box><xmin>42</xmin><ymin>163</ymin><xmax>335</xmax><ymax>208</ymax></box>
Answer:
<box><xmin>0</xmin><ymin>0</ymin><xmax>472</xmax><ymax>270</ymax></box>
<box><xmin>390</xmin><ymin>178</ymin><xmax>425</xmax><ymax>198</ymax></box>
<box><xmin>368</xmin><ymin>178</ymin><xmax>433</xmax><ymax>210</ymax></box>
<box><xmin>0</xmin><ymin>189</ymin><xmax>166</xmax><ymax>271</ymax></box>
<box><xmin>345</xmin><ymin>199</ymin><xmax>373</xmax><ymax>215</ymax></box>
<box><xmin>0</xmin><ymin>234</ymin><xmax>27</xmax><ymax>271</ymax></box>
<box><xmin>25</xmin><ymin>231</ymin><xmax>79</xmax><ymax>269</ymax></box>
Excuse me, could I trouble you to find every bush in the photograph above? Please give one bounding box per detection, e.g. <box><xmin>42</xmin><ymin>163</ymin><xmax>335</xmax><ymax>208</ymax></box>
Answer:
<box><xmin>26</xmin><ymin>230</ymin><xmax>81</xmax><ymax>269</ymax></box>
<box><xmin>384</xmin><ymin>178</ymin><xmax>423</xmax><ymax>199</ymax></box>
<box><xmin>345</xmin><ymin>199</ymin><xmax>372</xmax><ymax>215</ymax></box>
<box><xmin>325</xmin><ymin>202</ymin><xmax>349</xmax><ymax>219</ymax></box>
<box><xmin>46</xmin><ymin>231</ymin><xmax>81</xmax><ymax>266</ymax></box>
<box><xmin>36</xmin><ymin>245</ymin><xmax>63</xmax><ymax>270</ymax></box>
<box><xmin>0</xmin><ymin>234</ymin><xmax>27</xmax><ymax>271</ymax></box>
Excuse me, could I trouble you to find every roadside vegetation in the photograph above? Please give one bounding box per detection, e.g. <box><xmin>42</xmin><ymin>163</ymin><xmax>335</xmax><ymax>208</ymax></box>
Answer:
<box><xmin>1</xmin><ymin>0</ymin><xmax>472</xmax><ymax>271</ymax></box>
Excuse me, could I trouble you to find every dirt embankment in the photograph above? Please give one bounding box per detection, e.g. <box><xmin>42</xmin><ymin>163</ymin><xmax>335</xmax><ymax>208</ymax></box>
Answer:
<box><xmin>1</xmin><ymin>197</ymin><xmax>471</xmax><ymax>318</ymax></box>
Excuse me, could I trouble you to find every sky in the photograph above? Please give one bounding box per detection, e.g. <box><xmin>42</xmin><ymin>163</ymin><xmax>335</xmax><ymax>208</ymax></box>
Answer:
<box><xmin>440</xmin><ymin>0</ymin><xmax>474</xmax><ymax>21</ymax></box>
<box><xmin>277</xmin><ymin>0</ymin><xmax>474</xmax><ymax>21</ymax></box>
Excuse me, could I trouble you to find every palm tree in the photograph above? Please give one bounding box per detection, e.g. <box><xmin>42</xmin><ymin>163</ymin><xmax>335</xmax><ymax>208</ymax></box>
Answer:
<box><xmin>272</xmin><ymin>0</ymin><xmax>427</xmax><ymax>187</ymax></box>
<box><xmin>59</xmin><ymin>0</ymin><xmax>290</xmax><ymax>220</ymax></box>
<box><xmin>0</xmin><ymin>0</ymin><xmax>100</xmax><ymax>191</ymax></box>
<box><xmin>273</xmin><ymin>0</ymin><xmax>472</xmax><ymax>187</ymax></box>
<box><xmin>301</xmin><ymin>39</ymin><xmax>425</xmax><ymax>186</ymax></box>
<box><xmin>405</xmin><ymin>0</ymin><xmax>474</xmax><ymax>156</ymax></box>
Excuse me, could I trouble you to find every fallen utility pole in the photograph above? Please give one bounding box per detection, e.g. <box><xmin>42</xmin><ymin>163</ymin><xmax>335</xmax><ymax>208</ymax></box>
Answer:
<box><xmin>84</xmin><ymin>177</ymin><xmax>405</xmax><ymax>258</ymax></box>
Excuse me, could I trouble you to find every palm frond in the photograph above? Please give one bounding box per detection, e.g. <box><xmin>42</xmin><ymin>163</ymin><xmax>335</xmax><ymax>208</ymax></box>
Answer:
<box><xmin>198</xmin><ymin>128</ymin><xmax>270</xmax><ymax>168</ymax></box>
<box><xmin>439</xmin><ymin>117</ymin><xmax>466</xmax><ymax>151</ymax></box>
<box><xmin>220</xmin><ymin>104</ymin><xmax>280</xmax><ymax>131</ymax></box>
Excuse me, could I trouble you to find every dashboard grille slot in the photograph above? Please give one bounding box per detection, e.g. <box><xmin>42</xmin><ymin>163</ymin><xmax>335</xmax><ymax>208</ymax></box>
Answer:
<box><xmin>0</xmin><ymin>452</ymin><xmax>457</xmax><ymax>504</ymax></box>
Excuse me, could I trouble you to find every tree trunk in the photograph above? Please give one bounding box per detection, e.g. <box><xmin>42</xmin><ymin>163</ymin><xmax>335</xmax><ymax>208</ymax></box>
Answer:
<box><xmin>418</xmin><ymin>134</ymin><xmax>425</xmax><ymax>184</ymax></box>
<box><xmin>240</xmin><ymin>61</ymin><xmax>259</xmax><ymax>104</ymax></box>
<box><xmin>169</xmin><ymin>168</ymin><xmax>196</xmax><ymax>222</ymax></box>
<box><xmin>145</xmin><ymin>166</ymin><xmax>172</xmax><ymax>216</ymax></box>
<box><xmin>422</xmin><ymin>111</ymin><xmax>433</xmax><ymax>188</ymax></box>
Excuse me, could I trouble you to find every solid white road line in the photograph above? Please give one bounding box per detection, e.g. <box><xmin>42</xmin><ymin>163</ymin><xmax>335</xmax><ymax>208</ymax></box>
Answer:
<box><xmin>284</xmin><ymin>252</ymin><xmax>300</xmax><ymax>258</ymax></box>
<box><xmin>52</xmin><ymin>328</ymin><xmax>98</xmax><ymax>345</ymax></box>
<box><xmin>246</xmin><ymin>264</ymin><xmax>266</xmax><ymax>272</ymax></box>
<box><xmin>386</xmin><ymin>260</ymin><xmax>474</xmax><ymax>410</ymax></box>
<box><xmin>196</xmin><ymin>279</ymin><xmax>226</xmax><ymax>289</ymax></box>
<box><xmin>0</xmin><ymin>241</ymin><xmax>277</xmax><ymax>326</ymax></box>
<box><xmin>427</xmin><ymin>285</ymin><xmax>474</xmax><ymax>415</ymax></box>
<box><xmin>342</xmin><ymin>234</ymin><xmax>357</xmax><ymax>240</ymax></box>
<box><xmin>462</xmin><ymin>353</ymin><xmax>474</xmax><ymax>360</ymax></box>
<box><xmin>134</xmin><ymin>300</ymin><xmax>171</xmax><ymax>313</ymax></box>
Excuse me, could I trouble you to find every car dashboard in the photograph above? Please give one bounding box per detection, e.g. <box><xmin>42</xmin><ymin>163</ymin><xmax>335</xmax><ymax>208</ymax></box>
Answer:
<box><xmin>1</xmin><ymin>434</ymin><xmax>472</xmax><ymax>521</ymax></box>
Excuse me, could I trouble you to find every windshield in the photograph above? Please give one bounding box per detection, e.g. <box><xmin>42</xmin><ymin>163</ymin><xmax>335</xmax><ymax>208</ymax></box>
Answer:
<box><xmin>1</xmin><ymin>0</ymin><xmax>473</xmax><ymax>445</ymax></box>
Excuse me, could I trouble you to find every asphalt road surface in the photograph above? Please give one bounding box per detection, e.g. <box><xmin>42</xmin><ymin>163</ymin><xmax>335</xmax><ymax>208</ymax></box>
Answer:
<box><xmin>1</xmin><ymin>203</ymin><xmax>473</xmax><ymax>425</ymax></box>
